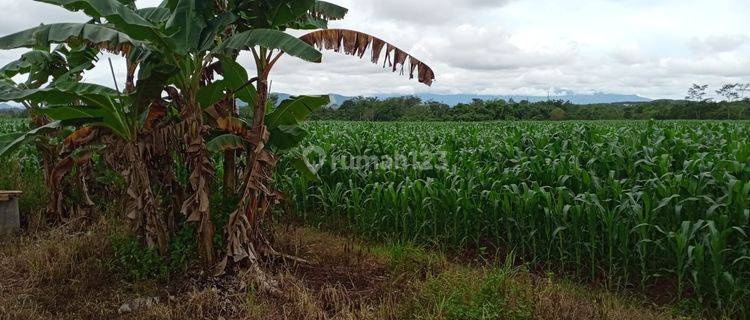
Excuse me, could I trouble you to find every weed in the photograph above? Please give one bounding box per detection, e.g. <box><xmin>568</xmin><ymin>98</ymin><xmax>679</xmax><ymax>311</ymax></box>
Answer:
<box><xmin>109</xmin><ymin>223</ymin><xmax>197</xmax><ymax>281</ymax></box>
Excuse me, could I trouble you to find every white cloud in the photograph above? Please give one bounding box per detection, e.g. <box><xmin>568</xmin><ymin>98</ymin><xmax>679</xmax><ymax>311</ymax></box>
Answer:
<box><xmin>359</xmin><ymin>0</ymin><xmax>514</xmax><ymax>25</ymax></box>
<box><xmin>0</xmin><ymin>0</ymin><xmax>749</xmax><ymax>99</ymax></box>
<box><xmin>0</xmin><ymin>1</ymin><xmax>85</xmax><ymax>31</ymax></box>
<box><xmin>429</xmin><ymin>25</ymin><xmax>580</xmax><ymax>71</ymax></box>
<box><xmin>689</xmin><ymin>35</ymin><xmax>749</xmax><ymax>54</ymax></box>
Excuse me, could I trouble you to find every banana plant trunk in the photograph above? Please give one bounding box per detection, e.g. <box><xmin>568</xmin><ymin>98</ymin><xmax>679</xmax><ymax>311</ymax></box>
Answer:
<box><xmin>39</xmin><ymin>140</ymin><xmax>61</xmax><ymax>219</ymax></box>
<box><xmin>182</xmin><ymin>92</ymin><xmax>217</xmax><ymax>266</ymax></box>
<box><xmin>223</xmin><ymin>150</ymin><xmax>237</xmax><ymax>196</ymax></box>
<box><xmin>244</xmin><ymin>78</ymin><xmax>275</xmax><ymax>236</ymax></box>
<box><xmin>218</xmin><ymin>77</ymin><xmax>280</xmax><ymax>294</ymax></box>
<box><xmin>27</xmin><ymin>113</ymin><xmax>62</xmax><ymax>219</ymax></box>
<box><xmin>223</xmin><ymin>99</ymin><xmax>240</xmax><ymax>196</ymax></box>
<box><xmin>124</xmin><ymin>140</ymin><xmax>168</xmax><ymax>254</ymax></box>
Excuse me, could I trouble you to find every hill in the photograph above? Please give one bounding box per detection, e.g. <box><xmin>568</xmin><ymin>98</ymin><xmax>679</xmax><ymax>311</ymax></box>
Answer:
<box><xmin>0</xmin><ymin>103</ymin><xmax>20</xmax><ymax>109</ymax></box>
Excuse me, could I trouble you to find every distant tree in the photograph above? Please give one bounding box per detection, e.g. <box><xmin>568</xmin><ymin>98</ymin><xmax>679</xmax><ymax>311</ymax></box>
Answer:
<box><xmin>427</xmin><ymin>102</ymin><xmax>450</xmax><ymax>119</ymax></box>
<box><xmin>401</xmin><ymin>105</ymin><xmax>435</xmax><ymax>121</ymax></box>
<box><xmin>550</xmin><ymin>107</ymin><xmax>567</xmax><ymax>120</ymax></box>
<box><xmin>485</xmin><ymin>99</ymin><xmax>508</xmax><ymax>119</ymax></box>
<box><xmin>717</xmin><ymin>84</ymin><xmax>740</xmax><ymax>102</ymax></box>
<box><xmin>686</xmin><ymin>84</ymin><xmax>711</xmax><ymax>118</ymax></box>
<box><xmin>738</xmin><ymin>83</ymin><xmax>750</xmax><ymax>100</ymax></box>
<box><xmin>716</xmin><ymin>84</ymin><xmax>741</xmax><ymax>119</ymax></box>
<box><xmin>686</xmin><ymin>84</ymin><xmax>710</xmax><ymax>102</ymax></box>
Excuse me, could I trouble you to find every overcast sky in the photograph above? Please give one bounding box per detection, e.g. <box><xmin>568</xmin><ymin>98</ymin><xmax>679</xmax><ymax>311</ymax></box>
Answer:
<box><xmin>1</xmin><ymin>0</ymin><xmax>749</xmax><ymax>99</ymax></box>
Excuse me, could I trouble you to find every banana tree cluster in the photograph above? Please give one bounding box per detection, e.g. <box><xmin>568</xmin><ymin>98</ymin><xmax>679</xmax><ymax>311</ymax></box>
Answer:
<box><xmin>0</xmin><ymin>0</ymin><xmax>434</xmax><ymax>280</ymax></box>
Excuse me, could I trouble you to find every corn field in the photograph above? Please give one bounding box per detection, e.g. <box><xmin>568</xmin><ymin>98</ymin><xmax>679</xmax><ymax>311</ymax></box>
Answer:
<box><xmin>0</xmin><ymin>118</ymin><xmax>26</xmax><ymax>132</ymax></box>
<box><xmin>5</xmin><ymin>118</ymin><xmax>750</xmax><ymax>314</ymax></box>
<box><xmin>279</xmin><ymin>120</ymin><xmax>750</xmax><ymax>314</ymax></box>
<box><xmin>0</xmin><ymin>118</ymin><xmax>34</xmax><ymax>165</ymax></box>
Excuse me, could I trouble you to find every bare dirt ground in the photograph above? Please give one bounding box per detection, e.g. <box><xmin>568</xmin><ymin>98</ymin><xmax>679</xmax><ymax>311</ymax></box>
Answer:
<box><xmin>0</xmin><ymin>218</ymin><xmax>687</xmax><ymax>320</ymax></box>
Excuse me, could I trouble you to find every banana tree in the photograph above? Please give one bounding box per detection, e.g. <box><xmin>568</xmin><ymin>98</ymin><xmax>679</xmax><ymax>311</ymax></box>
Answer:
<box><xmin>132</xmin><ymin>0</ymin><xmax>332</xmax><ymax>265</ymax></box>
<box><xmin>0</xmin><ymin>44</ymin><xmax>98</xmax><ymax>216</ymax></box>
<box><xmin>0</xmin><ymin>0</ymin><xmax>181</xmax><ymax>252</ymax></box>
<box><xmin>213</xmin><ymin>1</ymin><xmax>436</xmax><ymax>277</ymax></box>
<box><xmin>0</xmin><ymin>0</ymin><xmax>310</xmax><ymax>261</ymax></box>
<box><xmin>0</xmin><ymin>71</ymin><xmax>172</xmax><ymax>245</ymax></box>
<box><xmin>0</xmin><ymin>0</ymin><xmax>435</xmax><ymax>288</ymax></box>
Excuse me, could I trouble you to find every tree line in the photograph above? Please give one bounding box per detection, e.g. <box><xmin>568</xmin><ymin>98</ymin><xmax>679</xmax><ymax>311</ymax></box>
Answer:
<box><xmin>309</xmin><ymin>84</ymin><xmax>750</xmax><ymax>121</ymax></box>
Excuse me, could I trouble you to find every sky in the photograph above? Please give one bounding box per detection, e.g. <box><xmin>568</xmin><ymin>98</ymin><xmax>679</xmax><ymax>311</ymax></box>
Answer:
<box><xmin>1</xmin><ymin>0</ymin><xmax>750</xmax><ymax>99</ymax></box>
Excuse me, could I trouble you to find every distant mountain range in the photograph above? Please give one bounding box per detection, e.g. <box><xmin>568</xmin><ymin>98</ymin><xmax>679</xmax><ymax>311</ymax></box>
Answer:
<box><xmin>276</xmin><ymin>92</ymin><xmax>652</xmax><ymax>107</ymax></box>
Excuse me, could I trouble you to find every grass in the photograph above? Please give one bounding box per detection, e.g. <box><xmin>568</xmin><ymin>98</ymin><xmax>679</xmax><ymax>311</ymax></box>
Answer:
<box><xmin>0</xmin><ymin>217</ymin><xmax>684</xmax><ymax>319</ymax></box>
<box><xmin>0</xmin><ymin>220</ymin><xmax>123</xmax><ymax>319</ymax></box>
<box><xmin>405</xmin><ymin>254</ymin><xmax>533</xmax><ymax>320</ymax></box>
<box><xmin>371</xmin><ymin>241</ymin><xmax>683</xmax><ymax>320</ymax></box>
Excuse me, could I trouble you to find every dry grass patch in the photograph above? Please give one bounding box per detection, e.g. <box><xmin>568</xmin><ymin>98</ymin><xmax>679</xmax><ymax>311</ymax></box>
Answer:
<box><xmin>0</xmin><ymin>219</ymin><xmax>129</xmax><ymax>319</ymax></box>
<box><xmin>0</xmin><ymin>222</ymin><xmax>690</xmax><ymax>320</ymax></box>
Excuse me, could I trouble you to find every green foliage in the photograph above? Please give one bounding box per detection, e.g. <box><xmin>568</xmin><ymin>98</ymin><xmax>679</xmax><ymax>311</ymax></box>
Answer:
<box><xmin>313</xmin><ymin>1</ymin><xmax>348</xmax><ymax>20</ymax></box>
<box><xmin>218</xmin><ymin>57</ymin><xmax>257</xmax><ymax>106</ymax></box>
<box><xmin>0</xmin><ymin>80</ymin><xmax>137</xmax><ymax>151</ymax></box>
<box><xmin>215</xmin><ymin>29</ymin><xmax>322</xmax><ymax>62</ymax></box>
<box><xmin>206</xmin><ymin>134</ymin><xmax>245</xmax><ymax>153</ymax></box>
<box><xmin>0</xmin><ymin>120</ymin><xmax>49</xmax><ymax>217</ymax></box>
<box><xmin>109</xmin><ymin>224</ymin><xmax>197</xmax><ymax>281</ymax></box>
<box><xmin>234</xmin><ymin>0</ymin><xmax>314</xmax><ymax>28</ymax></box>
<box><xmin>267</xmin><ymin>95</ymin><xmax>330</xmax><ymax>152</ymax></box>
<box><xmin>109</xmin><ymin>233</ymin><xmax>169</xmax><ymax>281</ymax></box>
<box><xmin>371</xmin><ymin>242</ymin><xmax>445</xmax><ymax>276</ymax></box>
<box><xmin>208</xmin><ymin>187</ymin><xmax>240</xmax><ymax>250</ymax></box>
<box><xmin>167</xmin><ymin>223</ymin><xmax>199</xmax><ymax>274</ymax></box>
<box><xmin>267</xmin><ymin>95</ymin><xmax>331</xmax><ymax>128</ymax></box>
<box><xmin>0</xmin><ymin>121</ymin><xmax>64</xmax><ymax>157</ymax></box>
<box><xmin>406</xmin><ymin>256</ymin><xmax>532</xmax><ymax>320</ymax></box>
<box><xmin>165</xmin><ymin>0</ymin><xmax>209</xmax><ymax>53</ymax></box>
<box><xmin>0</xmin><ymin>80</ymin><xmax>118</xmax><ymax>106</ymax></box>
<box><xmin>549</xmin><ymin>107</ymin><xmax>566</xmax><ymax>120</ymax></box>
<box><xmin>36</xmin><ymin>0</ymin><xmax>164</xmax><ymax>43</ymax></box>
<box><xmin>0</xmin><ymin>23</ymin><xmax>139</xmax><ymax>50</ymax></box>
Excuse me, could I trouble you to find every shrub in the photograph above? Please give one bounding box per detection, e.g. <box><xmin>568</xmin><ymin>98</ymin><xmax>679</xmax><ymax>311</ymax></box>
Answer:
<box><xmin>109</xmin><ymin>224</ymin><xmax>197</xmax><ymax>281</ymax></box>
